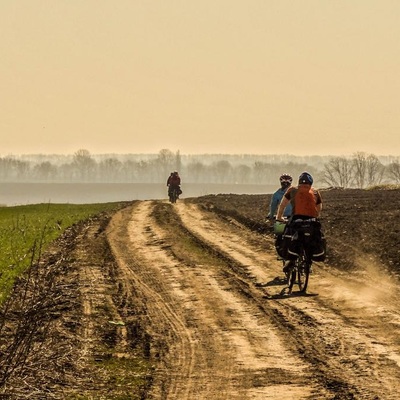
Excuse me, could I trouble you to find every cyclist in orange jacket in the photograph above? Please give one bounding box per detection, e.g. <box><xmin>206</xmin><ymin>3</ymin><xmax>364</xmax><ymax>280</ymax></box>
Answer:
<box><xmin>276</xmin><ymin>172</ymin><xmax>323</xmax><ymax>272</ymax></box>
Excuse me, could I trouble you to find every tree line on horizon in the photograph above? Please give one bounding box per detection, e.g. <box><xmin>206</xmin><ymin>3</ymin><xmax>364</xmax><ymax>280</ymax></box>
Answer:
<box><xmin>0</xmin><ymin>149</ymin><xmax>399</xmax><ymax>188</ymax></box>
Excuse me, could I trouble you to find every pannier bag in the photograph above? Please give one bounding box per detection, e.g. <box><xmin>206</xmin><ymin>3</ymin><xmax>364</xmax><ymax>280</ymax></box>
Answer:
<box><xmin>282</xmin><ymin>220</ymin><xmax>326</xmax><ymax>262</ymax></box>
<box><xmin>279</xmin><ymin>225</ymin><xmax>295</xmax><ymax>259</ymax></box>
<box><xmin>311</xmin><ymin>229</ymin><xmax>326</xmax><ymax>262</ymax></box>
<box><xmin>274</xmin><ymin>234</ymin><xmax>285</xmax><ymax>258</ymax></box>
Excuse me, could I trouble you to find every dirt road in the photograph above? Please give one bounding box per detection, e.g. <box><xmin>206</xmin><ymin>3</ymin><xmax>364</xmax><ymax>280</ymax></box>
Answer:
<box><xmin>106</xmin><ymin>199</ymin><xmax>400</xmax><ymax>399</ymax></box>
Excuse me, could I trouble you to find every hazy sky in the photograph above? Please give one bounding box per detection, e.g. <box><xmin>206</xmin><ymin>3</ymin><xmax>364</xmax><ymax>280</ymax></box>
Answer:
<box><xmin>1</xmin><ymin>1</ymin><xmax>399</xmax><ymax>156</ymax></box>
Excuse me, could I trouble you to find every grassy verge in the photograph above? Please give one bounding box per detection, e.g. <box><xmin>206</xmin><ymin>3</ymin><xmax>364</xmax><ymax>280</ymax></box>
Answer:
<box><xmin>0</xmin><ymin>202</ymin><xmax>126</xmax><ymax>303</ymax></box>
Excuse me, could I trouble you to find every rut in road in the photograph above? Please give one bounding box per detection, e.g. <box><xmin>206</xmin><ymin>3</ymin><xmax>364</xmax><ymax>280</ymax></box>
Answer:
<box><xmin>107</xmin><ymin>200</ymin><xmax>400</xmax><ymax>399</ymax></box>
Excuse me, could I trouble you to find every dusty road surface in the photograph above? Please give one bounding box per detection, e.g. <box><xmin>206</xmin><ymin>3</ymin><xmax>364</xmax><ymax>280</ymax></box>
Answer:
<box><xmin>105</xmin><ymin>199</ymin><xmax>400</xmax><ymax>399</ymax></box>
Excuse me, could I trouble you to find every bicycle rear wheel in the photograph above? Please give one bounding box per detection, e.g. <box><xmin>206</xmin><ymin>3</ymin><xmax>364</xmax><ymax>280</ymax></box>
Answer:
<box><xmin>302</xmin><ymin>264</ymin><xmax>311</xmax><ymax>293</ymax></box>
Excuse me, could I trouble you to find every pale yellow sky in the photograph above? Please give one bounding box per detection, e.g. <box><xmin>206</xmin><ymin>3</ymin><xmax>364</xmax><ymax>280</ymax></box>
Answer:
<box><xmin>1</xmin><ymin>0</ymin><xmax>399</xmax><ymax>156</ymax></box>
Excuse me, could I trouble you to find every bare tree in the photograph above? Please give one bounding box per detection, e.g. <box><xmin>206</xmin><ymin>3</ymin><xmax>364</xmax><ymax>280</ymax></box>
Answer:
<box><xmin>352</xmin><ymin>152</ymin><xmax>367</xmax><ymax>188</ymax></box>
<box><xmin>210</xmin><ymin>160</ymin><xmax>232</xmax><ymax>183</ymax></box>
<box><xmin>187</xmin><ymin>161</ymin><xmax>206</xmax><ymax>183</ymax></box>
<box><xmin>365</xmin><ymin>154</ymin><xmax>384</xmax><ymax>187</ymax></box>
<box><xmin>0</xmin><ymin>158</ymin><xmax>13</xmax><ymax>180</ymax></box>
<box><xmin>58</xmin><ymin>163</ymin><xmax>74</xmax><ymax>181</ymax></box>
<box><xmin>156</xmin><ymin>149</ymin><xmax>175</xmax><ymax>182</ymax></box>
<box><xmin>234</xmin><ymin>164</ymin><xmax>252</xmax><ymax>184</ymax></box>
<box><xmin>253</xmin><ymin>162</ymin><xmax>270</xmax><ymax>184</ymax></box>
<box><xmin>99</xmin><ymin>158</ymin><xmax>122</xmax><ymax>182</ymax></box>
<box><xmin>73</xmin><ymin>149</ymin><xmax>96</xmax><ymax>181</ymax></box>
<box><xmin>33</xmin><ymin>162</ymin><xmax>57</xmax><ymax>181</ymax></box>
<box><xmin>323</xmin><ymin>157</ymin><xmax>353</xmax><ymax>188</ymax></box>
<box><xmin>0</xmin><ymin>157</ymin><xmax>29</xmax><ymax>181</ymax></box>
<box><xmin>136</xmin><ymin>160</ymin><xmax>152</xmax><ymax>182</ymax></box>
<box><xmin>175</xmin><ymin>150</ymin><xmax>182</xmax><ymax>173</ymax></box>
<box><xmin>387</xmin><ymin>160</ymin><xmax>400</xmax><ymax>183</ymax></box>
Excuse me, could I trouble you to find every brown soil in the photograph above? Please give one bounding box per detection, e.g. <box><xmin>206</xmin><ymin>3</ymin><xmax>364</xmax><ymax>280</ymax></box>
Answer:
<box><xmin>1</xmin><ymin>188</ymin><xmax>400</xmax><ymax>399</ymax></box>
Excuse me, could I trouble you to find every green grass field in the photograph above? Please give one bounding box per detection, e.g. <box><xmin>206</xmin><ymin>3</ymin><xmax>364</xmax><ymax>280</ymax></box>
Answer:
<box><xmin>0</xmin><ymin>202</ymin><xmax>124</xmax><ymax>303</ymax></box>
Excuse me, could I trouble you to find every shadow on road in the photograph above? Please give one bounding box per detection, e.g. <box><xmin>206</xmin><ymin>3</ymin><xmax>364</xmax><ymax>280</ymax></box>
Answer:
<box><xmin>255</xmin><ymin>276</ymin><xmax>287</xmax><ymax>287</ymax></box>
<box><xmin>263</xmin><ymin>291</ymin><xmax>319</xmax><ymax>300</ymax></box>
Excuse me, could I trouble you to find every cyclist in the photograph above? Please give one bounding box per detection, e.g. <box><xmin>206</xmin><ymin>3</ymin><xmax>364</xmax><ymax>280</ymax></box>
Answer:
<box><xmin>276</xmin><ymin>172</ymin><xmax>323</xmax><ymax>273</ymax></box>
<box><xmin>167</xmin><ymin>171</ymin><xmax>182</xmax><ymax>198</ymax></box>
<box><xmin>268</xmin><ymin>174</ymin><xmax>293</xmax><ymax>260</ymax></box>
<box><xmin>267</xmin><ymin>173</ymin><xmax>293</xmax><ymax>220</ymax></box>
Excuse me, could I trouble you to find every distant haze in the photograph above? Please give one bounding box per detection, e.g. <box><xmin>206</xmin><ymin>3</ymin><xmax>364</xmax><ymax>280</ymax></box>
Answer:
<box><xmin>1</xmin><ymin>1</ymin><xmax>400</xmax><ymax>156</ymax></box>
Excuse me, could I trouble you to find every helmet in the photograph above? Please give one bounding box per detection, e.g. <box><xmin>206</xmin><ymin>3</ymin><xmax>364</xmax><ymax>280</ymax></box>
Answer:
<box><xmin>279</xmin><ymin>173</ymin><xmax>292</xmax><ymax>183</ymax></box>
<box><xmin>280</xmin><ymin>174</ymin><xmax>292</xmax><ymax>189</ymax></box>
<box><xmin>298</xmin><ymin>172</ymin><xmax>313</xmax><ymax>185</ymax></box>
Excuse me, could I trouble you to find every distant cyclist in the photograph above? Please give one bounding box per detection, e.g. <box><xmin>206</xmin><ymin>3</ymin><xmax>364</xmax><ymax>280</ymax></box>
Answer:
<box><xmin>167</xmin><ymin>171</ymin><xmax>182</xmax><ymax>198</ymax></box>
<box><xmin>276</xmin><ymin>172</ymin><xmax>323</xmax><ymax>273</ymax></box>
<box><xmin>267</xmin><ymin>173</ymin><xmax>293</xmax><ymax>220</ymax></box>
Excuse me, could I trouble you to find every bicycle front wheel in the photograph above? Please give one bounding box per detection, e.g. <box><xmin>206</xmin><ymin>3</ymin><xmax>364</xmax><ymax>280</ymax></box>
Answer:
<box><xmin>297</xmin><ymin>258</ymin><xmax>310</xmax><ymax>293</ymax></box>
<box><xmin>287</xmin><ymin>267</ymin><xmax>296</xmax><ymax>294</ymax></box>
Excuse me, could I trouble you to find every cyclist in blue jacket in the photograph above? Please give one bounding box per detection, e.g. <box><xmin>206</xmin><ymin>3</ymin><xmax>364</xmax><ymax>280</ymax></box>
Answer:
<box><xmin>267</xmin><ymin>173</ymin><xmax>293</xmax><ymax>220</ymax></box>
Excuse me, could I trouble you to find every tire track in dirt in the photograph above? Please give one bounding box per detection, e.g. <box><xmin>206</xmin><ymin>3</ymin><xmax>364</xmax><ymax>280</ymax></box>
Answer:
<box><xmin>107</xmin><ymin>201</ymin><xmax>329</xmax><ymax>399</ymax></box>
<box><xmin>107</xmin><ymin>205</ymin><xmax>191</xmax><ymax>398</ymax></box>
<box><xmin>78</xmin><ymin>224</ymin><xmax>129</xmax><ymax>359</ymax></box>
<box><xmin>109</xmin><ymin>201</ymin><xmax>247</xmax><ymax>398</ymax></box>
<box><xmin>177</xmin><ymin>200</ymin><xmax>400</xmax><ymax>399</ymax></box>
